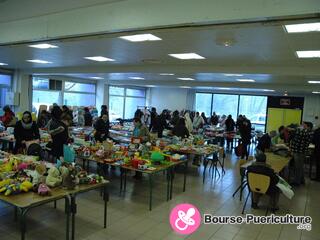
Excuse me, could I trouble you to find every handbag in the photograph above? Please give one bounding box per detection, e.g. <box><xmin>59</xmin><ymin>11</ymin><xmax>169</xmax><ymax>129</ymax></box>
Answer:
<box><xmin>235</xmin><ymin>143</ymin><xmax>244</xmax><ymax>157</ymax></box>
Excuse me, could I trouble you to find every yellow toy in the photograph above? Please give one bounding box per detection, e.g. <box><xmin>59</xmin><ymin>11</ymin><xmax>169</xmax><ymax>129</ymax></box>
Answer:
<box><xmin>0</xmin><ymin>180</ymin><xmax>33</xmax><ymax>196</ymax></box>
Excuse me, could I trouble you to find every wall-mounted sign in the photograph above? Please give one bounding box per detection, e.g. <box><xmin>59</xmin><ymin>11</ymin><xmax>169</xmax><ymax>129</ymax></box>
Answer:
<box><xmin>280</xmin><ymin>98</ymin><xmax>291</xmax><ymax>106</ymax></box>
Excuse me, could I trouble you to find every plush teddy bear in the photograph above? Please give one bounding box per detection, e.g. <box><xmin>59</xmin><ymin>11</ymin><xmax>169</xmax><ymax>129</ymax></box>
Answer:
<box><xmin>46</xmin><ymin>167</ymin><xmax>62</xmax><ymax>187</ymax></box>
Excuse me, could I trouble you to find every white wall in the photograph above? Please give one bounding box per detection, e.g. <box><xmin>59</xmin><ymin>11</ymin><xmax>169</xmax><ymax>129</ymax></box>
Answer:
<box><xmin>149</xmin><ymin>87</ymin><xmax>189</xmax><ymax>112</ymax></box>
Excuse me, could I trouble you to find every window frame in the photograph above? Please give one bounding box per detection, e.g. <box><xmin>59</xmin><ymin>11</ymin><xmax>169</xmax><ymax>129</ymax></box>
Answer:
<box><xmin>108</xmin><ymin>85</ymin><xmax>146</xmax><ymax>120</ymax></box>
<box><xmin>0</xmin><ymin>70</ymin><xmax>13</xmax><ymax>108</ymax></box>
<box><xmin>31</xmin><ymin>76</ymin><xmax>97</xmax><ymax>111</ymax></box>
<box><xmin>194</xmin><ymin>91</ymin><xmax>268</xmax><ymax>131</ymax></box>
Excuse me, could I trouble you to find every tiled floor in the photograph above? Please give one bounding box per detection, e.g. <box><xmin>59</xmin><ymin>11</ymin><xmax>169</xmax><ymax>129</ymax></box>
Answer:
<box><xmin>0</xmin><ymin>152</ymin><xmax>319</xmax><ymax>240</ymax></box>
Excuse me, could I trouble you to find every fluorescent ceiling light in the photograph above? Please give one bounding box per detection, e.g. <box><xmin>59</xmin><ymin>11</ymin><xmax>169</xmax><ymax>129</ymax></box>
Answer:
<box><xmin>29</xmin><ymin>43</ymin><xmax>58</xmax><ymax>49</ymax></box>
<box><xmin>308</xmin><ymin>81</ymin><xmax>320</xmax><ymax>84</ymax></box>
<box><xmin>169</xmin><ymin>53</ymin><xmax>205</xmax><ymax>60</ymax></box>
<box><xmin>119</xmin><ymin>34</ymin><xmax>161</xmax><ymax>42</ymax></box>
<box><xmin>224</xmin><ymin>74</ymin><xmax>244</xmax><ymax>77</ymax></box>
<box><xmin>129</xmin><ymin>77</ymin><xmax>145</xmax><ymax>80</ymax></box>
<box><xmin>84</xmin><ymin>56</ymin><xmax>115</xmax><ymax>62</ymax></box>
<box><xmin>0</xmin><ymin>62</ymin><xmax>8</xmax><ymax>66</ymax></box>
<box><xmin>177</xmin><ymin>77</ymin><xmax>194</xmax><ymax>81</ymax></box>
<box><xmin>237</xmin><ymin>79</ymin><xmax>255</xmax><ymax>82</ymax></box>
<box><xmin>216</xmin><ymin>87</ymin><xmax>231</xmax><ymax>90</ymax></box>
<box><xmin>262</xmin><ymin>89</ymin><xmax>275</xmax><ymax>92</ymax></box>
<box><xmin>160</xmin><ymin>73</ymin><xmax>174</xmax><ymax>76</ymax></box>
<box><xmin>312</xmin><ymin>91</ymin><xmax>320</xmax><ymax>94</ymax></box>
<box><xmin>90</xmin><ymin>77</ymin><xmax>104</xmax><ymax>80</ymax></box>
<box><xmin>26</xmin><ymin>59</ymin><xmax>52</xmax><ymax>64</ymax></box>
<box><xmin>180</xmin><ymin>86</ymin><xmax>191</xmax><ymax>89</ymax></box>
<box><xmin>285</xmin><ymin>22</ymin><xmax>320</xmax><ymax>33</ymax></box>
<box><xmin>296</xmin><ymin>51</ymin><xmax>320</xmax><ymax>58</ymax></box>
<box><xmin>146</xmin><ymin>85</ymin><xmax>156</xmax><ymax>88</ymax></box>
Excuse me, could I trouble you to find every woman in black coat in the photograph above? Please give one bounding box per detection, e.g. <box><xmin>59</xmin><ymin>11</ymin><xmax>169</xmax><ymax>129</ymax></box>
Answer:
<box><xmin>94</xmin><ymin>114</ymin><xmax>110</xmax><ymax>142</ymax></box>
<box><xmin>172</xmin><ymin>118</ymin><xmax>190</xmax><ymax>139</ymax></box>
<box><xmin>14</xmin><ymin>111</ymin><xmax>40</xmax><ymax>153</ymax></box>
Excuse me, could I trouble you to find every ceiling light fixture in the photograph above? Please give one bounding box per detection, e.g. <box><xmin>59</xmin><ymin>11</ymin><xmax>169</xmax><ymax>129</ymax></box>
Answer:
<box><xmin>129</xmin><ymin>77</ymin><xmax>145</xmax><ymax>80</ymax></box>
<box><xmin>180</xmin><ymin>86</ymin><xmax>191</xmax><ymax>89</ymax></box>
<box><xmin>262</xmin><ymin>89</ymin><xmax>275</xmax><ymax>92</ymax></box>
<box><xmin>146</xmin><ymin>85</ymin><xmax>156</xmax><ymax>88</ymax></box>
<box><xmin>120</xmin><ymin>34</ymin><xmax>162</xmax><ymax>42</ymax></box>
<box><xmin>308</xmin><ymin>81</ymin><xmax>320</xmax><ymax>84</ymax></box>
<box><xmin>90</xmin><ymin>77</ymin><xmax>104</xmax><ymax>80</ymax></box>
<box><xmin>84</xmin><ymin>56</ymin><xmax>115</xmax><ymax>62</ymax></box>
<box><xmin>0</xmin><ymin>62</ymin><xmax>8</xmax><ymax>66</ymax></box>
<box><xmin>160</xmin><ymin>73</ymin><xmax>175</xmax><ymax>76</ymax></box>
<box><xmin>312</xmin><ymin>91</ymin><xmax>320</xmax><ymax>94</ymax></box>
<box><xmin>237</xmin><ymin>79</ymin><xmax>255</xmax><ymax>82</ymax></box>
<box><xmin>216</xmin><ymin>87</ymin><xmax>231</xmax><ymax>90</ymax></box>
<box><xmin>29</xmin><ymin>43</ymin><xmax>58</xmax><ymax>49</ymax></box>
<box><xmin>224</xmin><ymin>74</ymin><xmax>244</xmax><ymax>77</ymax></box>
<box><xmin>177</xmin><ymin>77</ymin><xmax>194</xmax><ymax>81</ymax></box>
<box><xmin>296</xmin><ymin>51</ymin><xmax>320</xmax><ymax>58</ymax></box>
<box><xmin>26</xmin><ymin>59</ymin><xmax>52</xmax><ymax>64</ymax></box>
<box><xmin>285</xmin><ymin>22</ymin><xmax>320</xmax><ymax>33</ymax></box>
<box><xmin>169</xmin><ymin>53</ymin><xmax>205</xmax><ymax>60</ymax></box>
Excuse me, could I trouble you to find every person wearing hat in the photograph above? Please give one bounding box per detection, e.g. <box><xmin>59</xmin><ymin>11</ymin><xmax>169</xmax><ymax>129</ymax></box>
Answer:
<box><xmin>247</xmin><ymin>152</ymin><xmax>280</xmax><ymax>211</ymax></box>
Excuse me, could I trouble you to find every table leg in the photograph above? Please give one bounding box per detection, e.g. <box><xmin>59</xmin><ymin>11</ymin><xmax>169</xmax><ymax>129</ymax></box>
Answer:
<box><xmin>203</xmin><ymin>159</ymin><xmax>208</xmax><ymax>183</ymax></box>
<box><xmin>19</xmin><ymin>208</ymin><xmax>28</xmax><ymax>240</ymax></box>
<box><xmin>170</xmin><ymin>168</ymin><xmax>174</xmax><ymax>200</ymax></box>
<box><xmin>103</xmin><ymin>185</ymin><xmax>109</xmax><ymax>228</ymax></box>
<box><xmin>65</xmin><ymin>197</ymin><xmax>70</xmax><ymax>240</ymax></box>
<box><xmin>120</xmin><ymin>168</ymin><xmax>123</xmax><ymax>193</ymax></box>
<box><xmin>70</xmin><ymin>195</ymin><xmax>77</xmax><ymax>240</ymax></box>
<box><xmin>124</xmin><ymin>169</ymin><xmax>127</xmax><ymax>192</ymax></box>
<box><xmin>149</xmin><ymin>174</ymin><xmax>153</xmax><ymax>211</ymax></box>
<box><xmin>14</xmin><ymin>206</ymin><xmax>17</xmax><ymax>222</ymax></box>
<box><xmin>82</xmin><ymin>159</ymin><xmax>85</xmax><ymax>169</ymax></box>
<box><xmin>54</xmin><ymin>200</ymin><xmax>57</xmax><ymax>209</ymax></box>
<box><xmin>183</xmin><ymin>161</ymin><xmax>187</xmax><ymax>192</ymax></box>
<box><xmin>86</xmin><ymin>159</ymin><xmax>89</xmax><ymax>172</ymax></box>
<box><xmin>166</xmin><ymin>170</ymin><xmax>170</xmax><ymax>201</ymax></box>
<box><xmin>239</xmin><ymin>175</ymin><xmax>244</xmax><ymax>201</ymax></box>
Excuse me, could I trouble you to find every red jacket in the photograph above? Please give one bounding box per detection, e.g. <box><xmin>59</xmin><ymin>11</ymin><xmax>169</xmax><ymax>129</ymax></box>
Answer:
<box><xmin>0</xmin><ymin>111</ymin><xmax>15</xmax><ymax>127</ymax></box>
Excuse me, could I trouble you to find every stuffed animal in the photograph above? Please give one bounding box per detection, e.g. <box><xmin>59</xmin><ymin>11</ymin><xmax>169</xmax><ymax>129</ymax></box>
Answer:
<box><xmin>46</xmin><ymin>167</ymin><xmax>62</xmax><ymax>187</ymax></box>
<box><xmin>30</xmin><ymin>164</ymin><xmax>47</xmax><ymax>186</ymax></box>
<box><xmin>59</xmin><ymin>165</ymin><xmax>69</xmax><ymax>179</ymax></box>
<box><xmin>62</xmin><ymin>166</ymin><xmax>77</xmax><ymax>190</ymax></box>
<box><xmin>0</xmin><ymin>180</ymin><xmax>33</xmax><ymax>196</ymax></box>
<box><xmin>38</xmin><ymin>183</ymin><xmax>51</xmax><ymax>196</ymax></box>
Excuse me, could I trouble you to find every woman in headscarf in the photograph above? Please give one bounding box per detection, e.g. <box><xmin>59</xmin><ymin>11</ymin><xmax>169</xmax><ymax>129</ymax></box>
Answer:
<box><xmin>184</xmin><ymin>111</ymin><xmax>193</xmax><ymax>134</ymax></box>
<box><xmin>14</xmin><ymin>111</ymin><xmax>40</xmax><ymax>153</ymax></box>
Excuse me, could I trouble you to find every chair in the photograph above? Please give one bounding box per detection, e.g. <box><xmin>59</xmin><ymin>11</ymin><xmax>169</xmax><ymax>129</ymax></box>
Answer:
<box><xmin>31</xmin><ymin>112</ymin><xmax>37</xmax><ymax>121</ymax></box>
<box><xmin>203</xmin><ymin>152</ymin><xmax>221</xmax><ymax>183</ymax></box>
<box><xmin>242</xmin><ymin>172</ymin><xmax>271</xmax><ymax>215</ymax></box>
<box><xmin>16</xmin><ymin>112</ymin><xmax>23</xmax><ymax>121</ymax></box>
<box><xmin>218</xmin><ymin>147</ymin><xmax>226</xmax><ymax>174</ymax></box>
<box><xmin>232</xmin><ymin>159</ymin><xmax>248</xmax><ymax>200</ymax></box>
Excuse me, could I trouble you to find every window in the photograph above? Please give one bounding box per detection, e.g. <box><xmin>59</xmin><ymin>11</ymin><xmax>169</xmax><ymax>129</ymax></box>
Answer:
<box><xmin>194</xmin><ymin>92</ymin><xmax>268</xmax><ymax>131</ymax></box>
<box><xmin>32</xmin><ymin>90</ymin><xmax>62</xmax><ymax>113</ymax></box>
<box><xmin>65</xmin><ymin>82</ymin><xmax>95</xmax><ymax>93</ymax></box>
<box><xmin>64</xmin><ymin>81</ymin><xmax>96</xmax><ymax>107</ymax></box>
<box><xmin>0</xmin><ymin>74</ymin><xmax>12</xmax><ymax>108</ymax></box>
<box><xmin>212</xmin><ymin>94</ymin><xmax>239</xmax><ymax>118</ymax></box>
<box><xmin>195</xmin><ymin>93</ymin><xmax>212</xmax><ymax>116</ymax></box>
<box><xmin>63</xmin><ymin>92</ymin><xmax>95</xmax><ymax>106</ymax></box>
<box><xmin>108</xmin><ymin>86</ymin><xmax>146</xmax><ymax>121</ymax></box>
<box><xmin>125</xmin><ymin>97</ymin><xmax>146</xmax><ymax>119</ymax></box>
<box><xmin>32</xmin><ymin>77</ymin><xmax>96</xmax><ymax>113</ymax></box>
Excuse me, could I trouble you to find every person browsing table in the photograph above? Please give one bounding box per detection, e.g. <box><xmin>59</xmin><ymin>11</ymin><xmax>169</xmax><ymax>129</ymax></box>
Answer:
<box><xmin>13</xmin><ymin>111</ymin><xmax>40</xmax><ymax>153</ymax></box>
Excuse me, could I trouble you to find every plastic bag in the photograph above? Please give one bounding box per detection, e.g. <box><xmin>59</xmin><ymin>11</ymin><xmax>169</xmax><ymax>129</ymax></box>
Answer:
<box><xmin>63</xmin><ymin>144</ymin><xmax>75</xmax><ymax>163</ymax></box>
<box><xmin>276</xmin><ymin>176</ymin><xmax>294</xmax><ymax>199</ymax></box>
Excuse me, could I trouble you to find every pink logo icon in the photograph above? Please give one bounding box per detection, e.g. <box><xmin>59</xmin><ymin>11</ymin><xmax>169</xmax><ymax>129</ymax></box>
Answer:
<box><xmin>169</xmin><ymin>203</ymin><xmax>201</xmax><ymax>235</ymax></box>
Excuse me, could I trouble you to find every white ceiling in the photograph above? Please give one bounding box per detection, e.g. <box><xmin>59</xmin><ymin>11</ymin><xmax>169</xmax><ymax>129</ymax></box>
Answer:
<box><xmin>0</xmin><ymin>18</ymin><xmax>320</xmax><ymax>94</ymax></box>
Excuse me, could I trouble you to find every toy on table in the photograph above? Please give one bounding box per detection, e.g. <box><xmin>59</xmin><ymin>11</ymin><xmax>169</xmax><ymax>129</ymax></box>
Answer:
<box><xmin>38</xmin><ymin>183</ymin><xmax>51</xmax><ymax>196</ymax></box>
<box><xmin>46</xmin><ymin>167</ymin><xmax>62</xmax><ymax>187</ymax></box>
